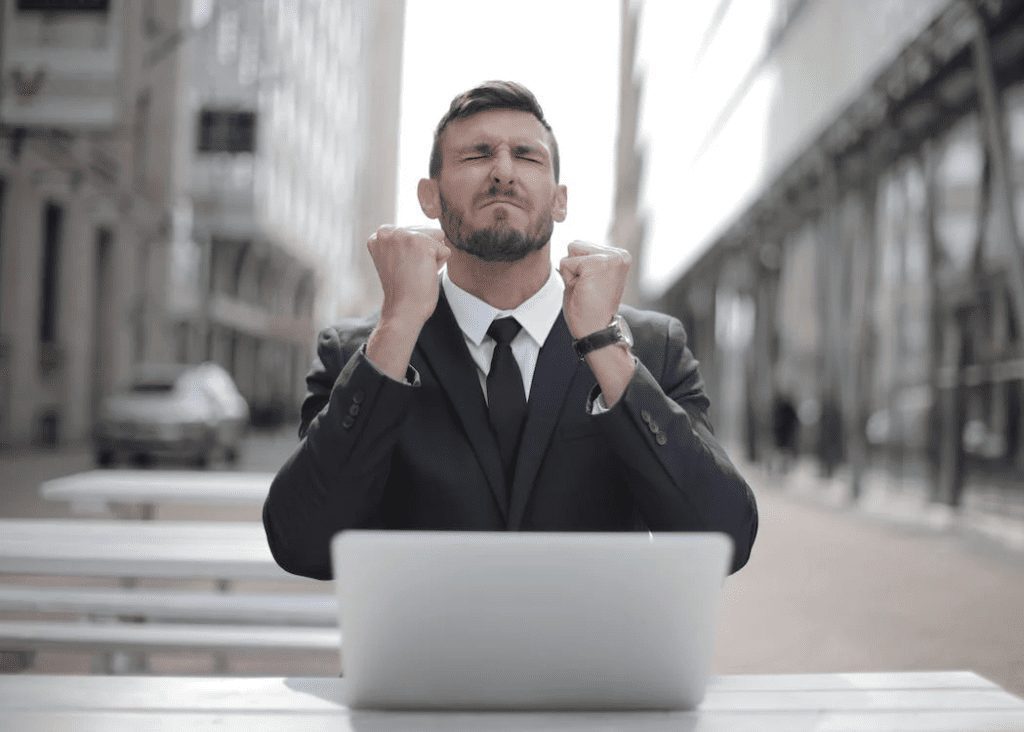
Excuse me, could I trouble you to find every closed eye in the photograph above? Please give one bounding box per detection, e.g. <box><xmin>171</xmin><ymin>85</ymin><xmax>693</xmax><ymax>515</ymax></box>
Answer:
<box><xmin>513</xmin><ymin>145</ymin><xmax>543</xmax><ymax>164</ymax></box>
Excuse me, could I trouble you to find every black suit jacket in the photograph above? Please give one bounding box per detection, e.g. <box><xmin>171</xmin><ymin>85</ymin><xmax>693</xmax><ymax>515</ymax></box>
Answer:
<box><xmin>263</xmin><ymin>292</ymin><xmax>758</xmax><ymax>579</ymax></box>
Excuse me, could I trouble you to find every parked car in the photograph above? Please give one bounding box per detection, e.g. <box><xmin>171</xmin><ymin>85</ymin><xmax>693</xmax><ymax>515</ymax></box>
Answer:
<box><xmin>94</xmin><ymin>362</ymin><xmax>249</xmax><ymax>468</ymax></box>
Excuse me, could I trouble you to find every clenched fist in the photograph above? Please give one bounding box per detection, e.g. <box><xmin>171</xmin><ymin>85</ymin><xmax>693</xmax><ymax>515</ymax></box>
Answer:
<box><xmin>368</xmin><ymin>225</ymin><xmax>452</xmax><ymax>328</ymax></box>
<box><xmin>558</xmin><ymin>241</ymin><xmax>632</xmax><ymax>339</ymax></box>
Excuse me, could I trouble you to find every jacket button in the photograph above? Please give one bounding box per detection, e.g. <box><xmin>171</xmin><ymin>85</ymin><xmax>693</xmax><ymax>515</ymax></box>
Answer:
<box><xmin>648</xmin><ymin>421</ymin><xmax>659</xmax><ymax>434</ymax></box>
<box><xmin>656</xmin><ymin>433</ymin><xmax>667</xmax><ymax>446</ymax></box>
<box><xmin>352</xmin><ymin>390</ymin><xmax>365</xmax><ymax>404</ymax></box>
<box><xmin>348</xmin><ymin>404</ymin><xmax>360</xmax><ymax>417</ymax></box>
<box><xmin>342</xmin><ymin>416</ymin><xmax>355</xmax><ymax>429</ymax></box>
<box><xmin>640</xmin><ymin>410</ymin><xmax>652</xmax><ymax>424</ymax></box>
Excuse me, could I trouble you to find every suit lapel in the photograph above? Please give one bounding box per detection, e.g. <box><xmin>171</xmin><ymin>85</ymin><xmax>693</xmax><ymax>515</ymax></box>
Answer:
<box><xmin>507</xmin><ymin>313</ymin><xmax>587</xmax><ymax>529</ymax></box>
<box><xmin>414</xmin><ymin>290</ymin><xmax>509</xmax><ymax>518</ymax></box>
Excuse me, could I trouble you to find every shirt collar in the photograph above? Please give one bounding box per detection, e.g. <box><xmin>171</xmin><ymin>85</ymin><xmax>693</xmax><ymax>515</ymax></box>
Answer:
<box><xmin>442</xmin><ymin>266</ymin><xmax>564</xmax><ymax>348</ymax></box>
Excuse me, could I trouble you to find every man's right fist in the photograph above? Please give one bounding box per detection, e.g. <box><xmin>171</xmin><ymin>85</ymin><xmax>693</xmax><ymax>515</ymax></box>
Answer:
<box><xmin>368</xmin><ymin>225</ymin><xmax>451</xmax><ymax>327</ymax></box>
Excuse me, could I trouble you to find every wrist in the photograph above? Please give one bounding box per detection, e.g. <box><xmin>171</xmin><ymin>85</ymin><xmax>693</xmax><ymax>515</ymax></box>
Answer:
<box><xmin>572</xmin><ymin>314</ymin><xmax>633</xmax><ymax>361</ymax></box>
<box><xmin>379</xmin><ymin>303</ymin><xmax>430</xmax><ymax>332</ymax></box>
<box><xmin>585</xmin><ymin>347</ymin><xmax>635</xmax><ymax>407</ymax></box>
<box><xmin>366</xmin><ymin>318</ymin><xmax>422</xmax><ymax>382</ymax></box>
<box><xmin>375</xmin><ymin>313</ymin><xmax>425</xmax><ymax>340</ymax></box>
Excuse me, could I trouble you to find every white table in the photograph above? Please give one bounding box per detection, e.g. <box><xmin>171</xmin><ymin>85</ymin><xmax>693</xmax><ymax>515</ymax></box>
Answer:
<box><xmin>0</xmin><ymin>518</ymin><xmax>300</xmax><ymax>582</ymax></box>
<box><xmin>1</xmin><ymin>672</ymin><xmax>1022</xmax><ymax>730</ymax></box>
<box><xmin>40</xmin><ymin>470</ymin><xmax>273</xmax><ymax>518</ymax></box>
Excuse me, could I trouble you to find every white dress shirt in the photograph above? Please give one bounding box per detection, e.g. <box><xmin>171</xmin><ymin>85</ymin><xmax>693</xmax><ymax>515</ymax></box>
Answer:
<box><xmin>442</xmin><ymin>267</ymin><xmax>563</xmax><ymax>403</ymax></box>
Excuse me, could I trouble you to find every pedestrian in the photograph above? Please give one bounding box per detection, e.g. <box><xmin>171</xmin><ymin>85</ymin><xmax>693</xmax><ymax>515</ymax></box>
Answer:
<box><xmin>263</xmin><ymin>81</ymin><xmax>758</xmax><ymax>579</ymax></box>
<box><xmin>772</xmin><ymin>391</ymin><xmax>799</xmax><ymax>473</ymax></box>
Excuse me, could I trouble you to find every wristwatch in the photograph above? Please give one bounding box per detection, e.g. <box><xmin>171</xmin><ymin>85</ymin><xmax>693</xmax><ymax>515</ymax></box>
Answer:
<box><xmin>572</xmin><ymin>315</ymin><xmax>634</xmax><ymax>360</ymax></box>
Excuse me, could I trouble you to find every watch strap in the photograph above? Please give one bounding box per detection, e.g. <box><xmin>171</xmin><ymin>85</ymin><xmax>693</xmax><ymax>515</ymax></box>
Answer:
<box><xmin>573</xmin><ymin>321</ymin><xmax>627</xmax><ymax>360</ymax></box>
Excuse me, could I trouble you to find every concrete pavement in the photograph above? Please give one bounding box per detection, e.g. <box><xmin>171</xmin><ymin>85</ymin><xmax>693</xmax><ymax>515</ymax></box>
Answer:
<box><xmin>716</xmin><ymin>459</ymin><xmax>1024</xmax><ymax>697</ymax></box>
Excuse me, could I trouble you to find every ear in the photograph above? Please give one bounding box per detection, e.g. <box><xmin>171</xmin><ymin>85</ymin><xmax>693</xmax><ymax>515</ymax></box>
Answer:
<box><xmin>552</xmin><ymin>184</ymin><xmax>568</xmax><ymax>223</ymax></box>
<box><xmin>418</xmin><ymin>178</ymin><xmax>441</xmax><ymax>220</ymax></box>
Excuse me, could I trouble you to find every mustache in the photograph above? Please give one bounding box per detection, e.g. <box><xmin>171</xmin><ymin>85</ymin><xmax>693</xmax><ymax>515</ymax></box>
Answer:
<box><xmin>475</xmin><ymin>185</ymin><xmax>525</xmax><ymax>206</ymax></box>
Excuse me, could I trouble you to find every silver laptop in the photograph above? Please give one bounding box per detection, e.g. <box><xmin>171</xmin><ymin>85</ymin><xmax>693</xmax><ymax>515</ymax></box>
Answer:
<box><xmin>330</xmin><ymin>531</ymin><xmax>732</xmax><ymax>711</ymax></box>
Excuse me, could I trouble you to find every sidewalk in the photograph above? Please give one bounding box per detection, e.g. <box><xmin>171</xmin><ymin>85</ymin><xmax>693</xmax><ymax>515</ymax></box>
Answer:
<box><xmin>741</xmin><ymin>453</ymin><xmax>1024</xmax><ymax>556</ymax></box>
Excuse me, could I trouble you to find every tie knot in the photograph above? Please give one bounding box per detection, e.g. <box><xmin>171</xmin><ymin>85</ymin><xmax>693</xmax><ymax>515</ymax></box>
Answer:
<box><xmin>487</xmin><ymin>317</ymin><xmax>522</xmax><ymax>346</ymax></box>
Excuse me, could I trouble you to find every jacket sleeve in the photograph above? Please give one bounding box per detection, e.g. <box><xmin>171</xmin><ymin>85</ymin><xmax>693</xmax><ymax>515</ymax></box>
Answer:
<box><xmin>592</xmin><ymin>313</ymin><xmax>758</xmax><ymax>573</ymax></box>
<box><xmin>262</xmin><ymin>323</ymin><xmax>418</xmax><ymax>580</ymax></box>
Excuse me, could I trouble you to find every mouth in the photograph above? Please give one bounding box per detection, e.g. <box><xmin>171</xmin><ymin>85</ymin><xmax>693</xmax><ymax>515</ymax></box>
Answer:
<box><xmin>481</xmin><ymin>198</ymin><xmax>524</xmax><ymax>210</ymax></box>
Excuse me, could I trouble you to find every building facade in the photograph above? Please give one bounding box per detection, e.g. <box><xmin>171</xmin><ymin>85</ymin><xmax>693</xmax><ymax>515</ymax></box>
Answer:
<box><xmin>0</xmin><ymin>0</ymin><xmax>180</xmax><ymax>448</ymax></box>
<box><xmin>179</xmin><ymin>0</ymin><xmax>404</xmax><ymax>424</ymax></box>
<box><xmin>622</xmin><ymin>0</ymin><xmax>1024</xmax><ymax>508</ymax></box>
<box><xmin>0</xmin><ymin>0</ymin><xmax>404</xmax><ymax>448</ymax></box>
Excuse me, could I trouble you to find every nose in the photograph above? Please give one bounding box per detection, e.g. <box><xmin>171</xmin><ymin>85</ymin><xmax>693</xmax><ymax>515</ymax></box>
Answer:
<box><xmin>490</xmin><ymin>149</ymin><xmax>515</xmax><ymax>185</ymax></box>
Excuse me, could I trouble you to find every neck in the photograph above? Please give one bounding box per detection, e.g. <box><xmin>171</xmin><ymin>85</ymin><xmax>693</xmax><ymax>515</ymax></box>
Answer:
<box><xmin>447</xmin><ymin>246</ymin><xmax>552</xmax><ymax>310</ymax></box>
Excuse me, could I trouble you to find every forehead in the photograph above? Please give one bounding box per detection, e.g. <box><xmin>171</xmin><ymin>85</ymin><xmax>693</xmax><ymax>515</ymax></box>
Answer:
<box><xmin>441</xmin><ymin>109</ymin><xmax>553</xmax><ymax>152</ymax></box>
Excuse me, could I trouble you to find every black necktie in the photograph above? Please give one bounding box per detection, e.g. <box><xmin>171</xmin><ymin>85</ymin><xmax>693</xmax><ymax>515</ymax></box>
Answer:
<box><xmin>486</xmin><ymin>317</ymin><xmax>527</xmax><ymax>495</ymax></box>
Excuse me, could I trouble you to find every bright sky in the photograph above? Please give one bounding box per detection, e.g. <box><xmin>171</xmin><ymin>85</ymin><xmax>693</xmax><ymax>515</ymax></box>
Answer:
<box><xmin>395</xmin><ymin>0</ymin><xmax>621</xmax><ymax>263</ymax></box>
<box><xmin>635</xmin><ymin>2</ymin><xmax>776</xmax><ymax>296</ymax></box>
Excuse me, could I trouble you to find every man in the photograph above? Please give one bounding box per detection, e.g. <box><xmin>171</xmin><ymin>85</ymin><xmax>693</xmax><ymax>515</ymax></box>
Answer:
<box><xmin>263</xmin><ymin>81</ymin><xmax>757</xmax><ymax>580</ymax></box>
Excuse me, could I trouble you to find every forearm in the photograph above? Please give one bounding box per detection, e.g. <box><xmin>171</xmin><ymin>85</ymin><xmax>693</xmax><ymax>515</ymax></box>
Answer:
<box><xmin>583</xmin><ymin>345</ymin><xmax>635</xmax><ymax>407</ymax></box>
<box><xmin>366</xmin><ymin>317</ymin><xmax>423</xmax><ymax>382</ymax></box>
<box><xmin>594</xmin><ymin>363</ymin><xmax>758</xmax><ymax>572</ymax></box>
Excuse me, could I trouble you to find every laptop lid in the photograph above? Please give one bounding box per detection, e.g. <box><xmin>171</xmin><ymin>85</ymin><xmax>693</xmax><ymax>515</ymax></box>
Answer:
<box><xmin>330</xmin><ymin>531</ymin><xmax>732</xmax><ymax>711</ymax></box>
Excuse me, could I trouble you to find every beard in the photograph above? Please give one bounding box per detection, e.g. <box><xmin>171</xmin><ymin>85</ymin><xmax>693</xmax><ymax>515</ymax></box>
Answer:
<box><xmin>439</xmin><ymin>189</ymin><xmax>554</xmax><ymax>263</ymax></box>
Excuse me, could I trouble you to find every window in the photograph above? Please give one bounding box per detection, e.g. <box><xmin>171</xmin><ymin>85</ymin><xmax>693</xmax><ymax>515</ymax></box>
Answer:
<box><xmin>38</xmin><ymin>203</ymin><xmax>63</xmax><ymax>344</ymax></box>
<box><xmin>0</xmin><ymin>178</ymin><xmax>5</xmax><ymax>328</ymax></box>
<box><xmin>17</xmin><ymin>0</ymin><xmax>109</xmax><ymax>11</ymax></box>
<box><xmin>197</xmin><ymin>109</ymin><xmax>257</xmax><ymax>153</ymax></box>
<box><xmin>134</xmin><ymin>91</ymin><xmax>150</xmax><ymax>189</ymax></box>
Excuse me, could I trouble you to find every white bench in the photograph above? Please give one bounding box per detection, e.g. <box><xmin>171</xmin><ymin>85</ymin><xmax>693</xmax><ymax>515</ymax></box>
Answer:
<box><xmin>0</xmin><ymin>518</ymin><xmax>332</xmax><ymax>673</ymax></box>
<box><xmin>1</xmin><ymin>672</ymin><xmax>1023</xmax><ymax>730</ymax></box>
<box><xmin>0</xmin><ymin>621</ymin><xmax>340</xmax><ymax>655</ymax></box>
<box><xmin>39</xmin><ymin>470</ymin><xmax>273</xmax><ymax>519</ymax></box>
<box><xmin>0</xmin><ymin>518</ymin><xmax>300</xmax><ymax>581</ymax></box>
<box><xmin>0</xmin><ymin>584</ymin><xmax>337</xmax><ymax>625</ymax></box>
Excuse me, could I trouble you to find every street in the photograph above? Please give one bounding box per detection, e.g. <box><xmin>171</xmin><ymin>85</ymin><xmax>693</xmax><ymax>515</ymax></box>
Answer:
<box><xmin>1</xmin><ymin>430</ymin><xmax>1023</xmax><ymax>695</ymax></box>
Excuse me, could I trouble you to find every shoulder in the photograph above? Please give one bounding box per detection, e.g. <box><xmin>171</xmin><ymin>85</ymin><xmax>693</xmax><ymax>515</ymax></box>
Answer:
<box><xmin>618</xmin><ymin>304</ymin><xmax>685</xmax><ymax>345</ymax></box>
<box><xmin>617</xmin><ymin>305</ymin><xmax>692</xmax><ymax>380</ymax></box>
<box><xmin>317</xmin><ymin>313</ymin><xmax>380</xmax><ymax>358</ymax></box>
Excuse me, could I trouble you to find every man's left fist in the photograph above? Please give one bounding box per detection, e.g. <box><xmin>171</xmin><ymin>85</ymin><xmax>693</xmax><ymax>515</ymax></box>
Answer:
<box><xmin>558</xmin><ymin>241</ymin><xmax>631</xmax><ymax>339</ymax></box>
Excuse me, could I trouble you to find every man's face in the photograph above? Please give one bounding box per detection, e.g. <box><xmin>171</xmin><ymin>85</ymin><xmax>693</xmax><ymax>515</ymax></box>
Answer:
<box><xmin>420</xmin><ymin>109</ymin><xmax>567</xmax><ymax>262</ymax></box>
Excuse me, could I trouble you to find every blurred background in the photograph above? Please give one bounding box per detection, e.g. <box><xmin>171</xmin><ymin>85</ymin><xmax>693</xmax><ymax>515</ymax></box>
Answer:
<box><xmin>3</xmin><ymin>0</ymin><xmax>1024</xmax><ymax>505</ymax></box>
<box><xmin>0</xmin><ymin>0</ymin><xmax>1023</xmax><ymax>692</ymax></box>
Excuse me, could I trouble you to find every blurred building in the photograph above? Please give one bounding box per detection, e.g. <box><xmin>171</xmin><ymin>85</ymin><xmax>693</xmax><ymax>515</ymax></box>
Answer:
<box><xmin>622</xmin><ymin>0</ymin><xmax>1024</xmax><ymax>507</ymax></box>
<box><xmin>182</xmin><ymin>0</ymin><xmax>404</xmax><ymax>425</ymax></box>
<box><xmin>0</xmin><ymin>0</ymin><xmax>404</xmax><ymax>448</ymax></box>
<box><xmin>609</xmin><ymin>0</ymin><xmax>645</xmax><ymax>306</ymax></box>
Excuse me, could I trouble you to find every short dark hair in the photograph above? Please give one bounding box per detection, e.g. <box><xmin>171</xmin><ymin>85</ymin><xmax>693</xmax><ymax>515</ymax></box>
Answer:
<box><xmin>429</xmin><ymin>80</ymin><xmax>560</xmax><ymax>182</ymax></box>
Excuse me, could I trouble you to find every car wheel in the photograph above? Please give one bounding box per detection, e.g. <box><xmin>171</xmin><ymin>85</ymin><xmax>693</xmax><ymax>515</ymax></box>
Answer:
<box><xmin>96</xmin><ymin>450</ymin><xmax>115</xmax><ymax>467</ymax></box>
<box><xmin>224</xmin><ymin>444</ymin><xmax>241</xmax><ymax>465</ymax></box>
<box><xmin>193</xmin><ymin>451</ymin><xmax>210</xmax><ymax>469</ymax></box>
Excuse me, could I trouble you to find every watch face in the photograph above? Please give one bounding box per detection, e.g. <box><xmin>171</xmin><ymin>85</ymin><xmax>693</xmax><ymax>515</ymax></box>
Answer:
<box><xmin>615</xmin><ymin>315</ymin><xmax>634</xmax><ymax>347</ymax></box>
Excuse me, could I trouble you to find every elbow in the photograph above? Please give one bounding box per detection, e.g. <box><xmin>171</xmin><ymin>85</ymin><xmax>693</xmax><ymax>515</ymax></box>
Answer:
<box><xmin>727</xmin><ymin>491</ymin><xmax>758</xmax><ymax>574</ymax></box>
<box><xmin>262</xmin><ymin>495</ymin><xmax>333</xmax><ymax>581</ymax></box>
